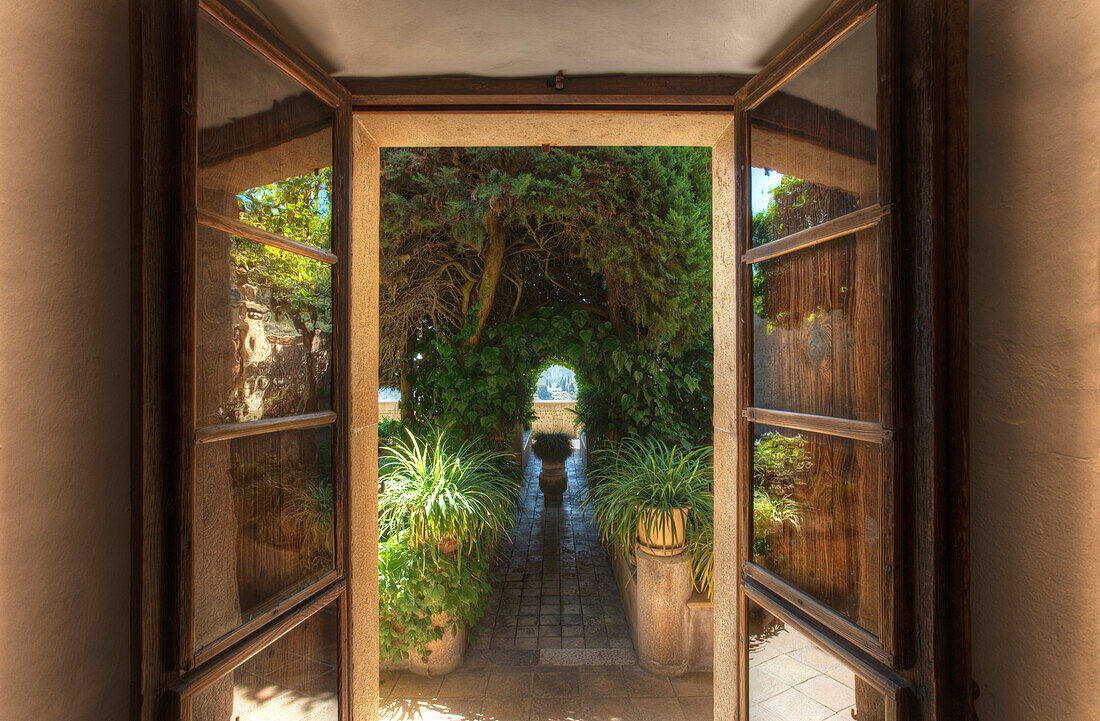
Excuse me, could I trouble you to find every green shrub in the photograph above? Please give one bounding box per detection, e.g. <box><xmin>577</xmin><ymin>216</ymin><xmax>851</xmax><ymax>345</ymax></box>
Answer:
<box><xmin>378</xmin><ymin>531</ymin><xmax>493</xmax><ymax>663</ymax></box>
<box><xmin>531</xmin><ymin>432</ymin><xmax>573</xmax><ymax>463</ymax></box>
<box><xmin>379</xmin><ymin>427</ymin><xmax>520</xmax><ymax>562</ymax></box>
<box><xmin>584</xmin><ymin>437</ymin><xmax>713</xmax><ymax>558</ymax></box>
<box><xmin>378</xmin><ymin>417</ymin><xmax>402</xmax><ymax>444</ymax></box>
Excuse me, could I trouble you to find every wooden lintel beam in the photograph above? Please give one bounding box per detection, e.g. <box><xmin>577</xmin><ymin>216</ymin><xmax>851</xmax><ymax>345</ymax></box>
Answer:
<box><xmin>339</xmin><ymin>73</ymin><xmax>750</xmax><ymax>108</ymax></box>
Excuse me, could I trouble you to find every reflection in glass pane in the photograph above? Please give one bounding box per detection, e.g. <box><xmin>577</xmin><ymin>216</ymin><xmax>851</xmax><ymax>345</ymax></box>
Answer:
<box><xmin>197</xmin><ymin>229</ymin><xmax>332</xmax><ymax>425</ymax></box>
<box><xmin>197</xmin><ymin>12</ymin><xmax>333</xmax><ymax>250</ymax></box>
<box><xmin>752</xmin><ymin>230</ymin><xmax>881</xmax><ymax>422</ymax></box>
<box><xmin>751</xmin><ymin>15</ymin><xmax>878</xmax><ymax>246</ymax></box>
<box><xmin>751</xmin><ymin>424</ymin><xmax>883</xmax><ymax>637</ymax></box>
<box><xmin>193</xmin><ymin>600</ymin><xmax>339</xmax><ymax>720</ymax></box>
<box><xmin>194</xmin><ymin>426</ymin><xmax>335</xmax><ymax>650</ymax></box>
<box><xmin>749</xmin><ymin>600</ymin><xmax>886</xmax><ymax>721</ymax></box>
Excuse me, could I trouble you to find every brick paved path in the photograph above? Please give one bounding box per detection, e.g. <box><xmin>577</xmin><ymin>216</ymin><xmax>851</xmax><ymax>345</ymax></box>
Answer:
<box><xmin>473</xmin><ymin>445</ymin><xmax>634</xmax><ymax>655</ymax></box>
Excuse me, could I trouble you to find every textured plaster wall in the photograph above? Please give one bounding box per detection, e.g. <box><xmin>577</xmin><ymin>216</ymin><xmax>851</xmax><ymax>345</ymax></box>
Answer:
<box><xmin>969</xmin><ymin>0</ymin><xmax>1100</xmax><ymax>717</ymax></box>
<box><xmin>0</xmin><ymin>0</ymin><xmax>131</xmax><ymax>718</ymax></box>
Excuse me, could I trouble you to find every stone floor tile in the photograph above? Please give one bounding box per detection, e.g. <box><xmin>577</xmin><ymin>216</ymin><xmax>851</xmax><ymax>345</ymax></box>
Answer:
<box><xmin>795</xmin><ymin>674</ymin><xmax>856</xmax><ymax>712</ymax></box>
<box><xmin>586</xmin><ymin>697</ymin><xmax>638</xmax><ymax>721</ymax></box>
<box><xmin>761</xmin><ymin>687</ymin><xmax>834</xmax><ymax>721</ymax></box>
<box><xmin>482</xmin><ymin>696</ymin><xmax>531</xmax><ymax>721</ymax></box>
<box><xmin>756</xmin><ymin>653</ymin><xmax>819</xmax><ymax>687</ymax></box>
<box><xmin>391</xmin><ymin>672</ymin><xmax>443</xmax><ymax>699</ymax></box>
<box><xmin>621</xmin><ymin>667</ymin><xmax>675</xmax><ymax>697</ymax></box>
<box><xmin>629</xmin><ymin>696</ymin><xmax>686</xmax><ymax>721</ymax></box>
<box><xmin>437</xmin><ymin>671</ymin><xmax>490</xmax><ymax>698</ymax></box>
<box><xmin>671</xmin><ymin>671</ymin><xmax>714</xmax><ymax>697</ymax></box>
<box><xmin>533</xmin><ymin>669</ymin><xmax>581</xmax><ymax>697</ymax></box>
<box><xmin>487</xmin><ymin>670</ymin><xmax>534</xmax><ymax>696</ymax></box>
<box><xmin>529</xmin><ymin>697</ymin><xmax>587</xmax><ymax>721</ymax></box>
<box><xmin>679</xmin><ymin>696</ymin><xmax>714</xmax><ymax>721</ymax></box>
<box><xmin>579</xmin><ymin>669</ymin><xmax>629</xmax><ymax>697</ymax></box>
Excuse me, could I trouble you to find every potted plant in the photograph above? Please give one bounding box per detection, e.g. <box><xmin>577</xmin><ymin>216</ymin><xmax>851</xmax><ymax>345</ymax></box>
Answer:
<box><xmin>586</xmin><ymin>437</ymin><xmax>713</xmax><ymax>557</ymax></box>
<box><xmin>379</xmin><ymin>428</ymin><xmax>520</xmax><ymax>561</ymax></box>
<box><xmin>531</xmin><ymin>431</ymin><xmax>573</xmax><ymax>502</ymax></box>
<box><xmin>379</xmin><ymin>530</ymin><xmax>493</xmax><ymax>675</ymax></box>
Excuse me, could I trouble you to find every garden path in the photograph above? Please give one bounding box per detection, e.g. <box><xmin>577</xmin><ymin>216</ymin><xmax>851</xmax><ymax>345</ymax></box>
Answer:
<box><xmin>379</xmin><ymin>443</ymin><xmax>715</xmax><ymax>720</ymax></box>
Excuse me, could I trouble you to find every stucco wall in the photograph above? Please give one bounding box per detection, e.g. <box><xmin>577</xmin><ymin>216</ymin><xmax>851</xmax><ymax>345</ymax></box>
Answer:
<box><xmin>0</xmin><ymin>0</ymin><xmax>131</xmax><ymax>718</ymax></box>
<box><xmin>968</xmin><ymin>0</ymin><xmax>1100</xmax><ymax>717</ymax></box>
<box><xmin>0</xmin><ymin>0</ymin><xmax>1098</xmax><ymax>717</ymax></box>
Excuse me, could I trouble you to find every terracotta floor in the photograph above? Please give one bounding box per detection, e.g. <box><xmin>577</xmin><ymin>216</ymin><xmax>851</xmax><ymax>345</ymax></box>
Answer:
<box><xmin>380</xmin><ymin>663</ymin><xmax>713</xmax><ymax>721</ymax></box>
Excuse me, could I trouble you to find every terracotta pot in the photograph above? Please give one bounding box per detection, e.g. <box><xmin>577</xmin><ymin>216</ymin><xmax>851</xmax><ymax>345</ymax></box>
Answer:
<box><xmin>437</xmin><ymin>537</ymin><xmax>460</xmax><ymax>556</ymax></box>
<box><xmin>538</xmin><ymin>459</ymin><xmax>568</xmax><ymax>502</ymax></box>
<box><xmin>408</xmin><ymin>613</ymin><xmax>467</xmax><ymax>676</ymax></box>
<box><xmin>637</xmin><ymin>507</ymin><xmax>690</xmax><ymax>556</ymax></box>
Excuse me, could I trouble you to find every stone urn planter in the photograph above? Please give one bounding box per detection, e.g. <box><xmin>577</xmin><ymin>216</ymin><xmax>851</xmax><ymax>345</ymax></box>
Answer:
<box><xmin>408</xmin><ymin>613</ymin><xmax>467</xmax><ymax>676</ymax></box>
<box><xmin>531</xmin><ymin>432</ymin><xmax>573</xmax><ymax>503</ymax></box>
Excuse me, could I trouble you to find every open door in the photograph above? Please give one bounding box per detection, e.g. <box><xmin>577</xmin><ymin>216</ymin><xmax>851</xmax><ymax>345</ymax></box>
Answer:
<box><xmin>715</xmin><ymin>0</ymin><xmax>970</xmax><ymax>719</ymax></box>
<box><xmin>133</xmin><ymin>1</ymin><xmax>355</xmax><ymax>719</ymax></box>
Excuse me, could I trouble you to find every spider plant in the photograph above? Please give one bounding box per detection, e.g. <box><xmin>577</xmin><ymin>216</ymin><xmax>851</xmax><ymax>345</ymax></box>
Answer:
<box><xmin>689</xmin><ymin>512</ymin><xmax>714</xmax><ymax>599</ymax></box>
<box><xmin>752</xmin><ymin>487</ymin><xmax>802</xmax><ymax>560</ymax></box>
<box><xmin>585</xmin><ymin>437</ymin><xmax>713</xmax><ymax>557</ymax></box>
<box><xmin>379</xmin><ymin>428</ymin><xmax>520</xmax><ymax>562</ymax></box>
<box><xmin>286</xmin><ymin>479</ymin><xmax>334</xmax><ymax>571</ymax></box>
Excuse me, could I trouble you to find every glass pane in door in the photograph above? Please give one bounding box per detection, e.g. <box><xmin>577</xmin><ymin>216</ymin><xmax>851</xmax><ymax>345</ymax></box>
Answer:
<box><xmin>750</xmin><ymin>14</ymin><xmax>878</xmax><ymax>247</ymax></box>
<box><xmin>194</xmin><ymin>425</ymin><xmax>335</xmax><ymax>650</ymax></box>
<box><xmin>751</xmin><ymin>229</ymin><xmax>882</xmax><ymax>422</ymax></box>
<box><xmin>196</xmin><ymin>228</ymin><xmax>334</xmax><ymax>425</ymax></box>
<box><xmin>751</xmin><ymin>424</ymin><xmax>885</xmax><ymax>638</ymax></box>
<box><xmin>192</xmin><ymin>600</ymin><xmax>340</xmax><ymax>720</ymax></box>
<box><xmin>748</xmin><ymin>599</ymin><xmax>887</xmax><ymax>720</ymax></box>
<box><xmin>197</xmin><ymin>12</ymin><xmax>333</xmax><ymax>251</ymax></box>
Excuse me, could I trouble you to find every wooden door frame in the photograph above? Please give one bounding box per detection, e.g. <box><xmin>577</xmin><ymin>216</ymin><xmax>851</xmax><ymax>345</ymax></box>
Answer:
<box><xmin>133</xmin><ymin>0</ymin><xmax>970</xmax><ymax>718</ymax></box>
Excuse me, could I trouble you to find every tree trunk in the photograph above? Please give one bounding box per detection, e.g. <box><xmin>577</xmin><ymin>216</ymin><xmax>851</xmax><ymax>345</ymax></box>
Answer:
<box><xmin>604</xmin><ymin>271</ymin><xmax>626</xmax><ymax>331</ymax></box>
<box><xmin>294</xmin><ymin>319</ymin><xmax>319</xmax><ymax>412</ymax></box>
<box><xmin>398</xmin><ymin>352</ymin><xmax>412</xmax><ymax>422</ymax></box>
<box><xmin>466</xmin><ymin>194</ymin><xmax>507</xmax><ymax>347</ymax></box>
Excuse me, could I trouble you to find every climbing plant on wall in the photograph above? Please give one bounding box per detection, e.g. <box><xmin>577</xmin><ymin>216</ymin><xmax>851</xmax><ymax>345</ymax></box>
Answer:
<box><xmin>404</xmin><ymin>306</ymin><xmax>712</xmax><ymax>448</ymax></box>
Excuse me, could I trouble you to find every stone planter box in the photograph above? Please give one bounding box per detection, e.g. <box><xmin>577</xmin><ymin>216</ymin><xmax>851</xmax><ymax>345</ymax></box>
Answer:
<box><xmin>610</xmin><ymin>545</ymin><xmax>712</xmax><ymax>675</ymax></box>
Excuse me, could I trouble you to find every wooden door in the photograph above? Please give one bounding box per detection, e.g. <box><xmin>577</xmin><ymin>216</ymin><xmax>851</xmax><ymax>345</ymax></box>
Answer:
<box><xmin>133</xmin><ymin>1</ymin><xmax>354</xmax><ymax>719</ymax></box>
<box><xmin>721</xmin><ymin>0</ymin><xmax>970</xmax><ymax>719</ymax></box>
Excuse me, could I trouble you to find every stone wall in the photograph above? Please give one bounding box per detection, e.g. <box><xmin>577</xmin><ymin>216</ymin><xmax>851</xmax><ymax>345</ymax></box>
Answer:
<box><xmin>531</xmin><ymin>400</ymin><xmax>578</xmax><ymax>436</ymax></box>
<box><xmin>379</xmin><ymin>401</ymin><xmax>401</xmax><ymax>421</ymax></box>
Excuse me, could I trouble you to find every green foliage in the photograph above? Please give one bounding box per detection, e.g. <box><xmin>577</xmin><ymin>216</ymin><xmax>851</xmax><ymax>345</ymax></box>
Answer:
<box><xmin>751</xmin><ymin>432</ymin><xmax>808</xmax><ymax>562</ymax></box>
<box><xmin>378</xmin><ymin>418</ymin><xmax>403</xmax><ymax>444</ymax></box>
<box><xmin>751</xmin><ymin>175</ymin><xmax>858</xmax><ymax>327</ymax></box>
<box><xmin>285</xmin><ymin>479</ymin><xmax>333</xmax><ymax>572</ymax></box>
<box><xmin>753</xmin><ymin>488</ymin><xmax>803</xmax><ymax>560</ymax></box>
<box><xmin>378</xmin><ymin>530</ymin><xmax>493</xmax><ymax>663</ymax></box>
<box><xmin>689</xmin><ymin>513</ymin><xmax>714</xmax><ymax>599</ymax></box>
<box><xmin>584</xmin><ymin>437</ymin><xmax>714</xmax><ymax>559</ymax></box>
<box><xmin>752</xmin><ymin>432</ymin><xmax>812</xmax><ymax>495</ymax></box>
<box><xmin>379</xmin><ymin>147</ymin><xmax>713</xmax><ymax>383</ymax></box>
<box><xmin>531</xmin><ymin>432</ymin><xmax>573</xmax><ymax>463</ymax></box>
<box><xmin>405</xmin><ymin>306</ymin><xmax>712</xmax><ymax>448</ymax></box>
<box><xmin>378</xmin><ymin>428</ymin><xmax>521</xmax><ymax>563</ymax></box>
<box><xmin>232</xmin><ymin>168</ymin><xmax>333</xmax><ymax>413</ymax></box>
